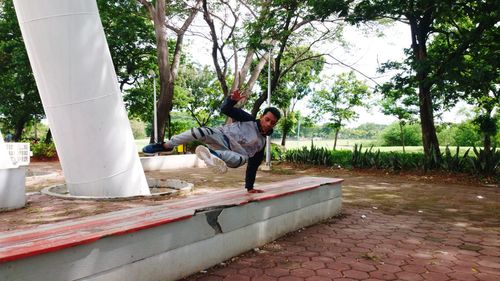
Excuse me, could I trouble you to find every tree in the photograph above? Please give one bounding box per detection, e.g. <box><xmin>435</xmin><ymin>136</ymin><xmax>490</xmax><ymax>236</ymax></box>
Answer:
<box><xmin>350</xmin><ymin>0</ymin><xmax>499</xmax><ymax>160</ymax></box>
<box><xmin>138</xmin><ymin>0</ymin><xmax>202</xmax><ymax>142</ymax></box>
<box><xmin>200</xmin><ymin>0</ymin><xmax>350</xmax><ymax>118</ymax></box>
<box><xmin>247</xmin><ymin>0</ymin><xmax>350</xmax><ymax>117</ymax></box>
<box><xmin>261</xmin><ymin>46</ymin><xmax>325</xmax><ymax>145</ymax></box>
<box><xmin>309</xmin><ymin>72</ymin><xmax>370</xmax><ymax>150</ymax></box>
<box><xmin>380</xmin><ymin>122</ymin><xmax>422</xmax><ymax>146</ymax></box>
<box><xmin>428</xmin><ymin>16</ymin><xmax>499</xmax><ymax>153</ymax></box>
<box><xmin>379</xmin><ymin>84</ymin><xmax>419</xmax><ymax>153</ymax></box>
<box><xmin>0</xmin><ymin>0</ymin><xmax>43</xmax><ymax>141</ymax></box>
<box><xmin>175</xmin><ymin>64</ymin><xmax>224</xmax><ymax>127</ymax></box>
<box><xmin>98</xmin><ymin>0</ymin><xmax>156</xmax><ymax>92</ymax></box>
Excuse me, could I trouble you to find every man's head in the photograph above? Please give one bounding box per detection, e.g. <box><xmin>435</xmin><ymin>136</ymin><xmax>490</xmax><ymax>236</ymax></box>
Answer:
<box><xmin>259</xmin><ymin>107</ymin><xmax>281</xmax><ymax>134</ymax></box>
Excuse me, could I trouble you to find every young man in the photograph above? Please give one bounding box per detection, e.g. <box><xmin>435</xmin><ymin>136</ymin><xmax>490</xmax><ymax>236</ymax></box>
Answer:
<box><xmin>142</xmin><ymin>90</ymin><xmax>281</xmax><ymax>193</ymax></box>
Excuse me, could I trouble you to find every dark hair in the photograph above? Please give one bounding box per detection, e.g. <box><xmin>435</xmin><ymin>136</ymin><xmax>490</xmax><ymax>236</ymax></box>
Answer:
<box><xmin>263</xmin><ymin>107</ymin><xmax>281</xmax><ymax>120</ymax></box>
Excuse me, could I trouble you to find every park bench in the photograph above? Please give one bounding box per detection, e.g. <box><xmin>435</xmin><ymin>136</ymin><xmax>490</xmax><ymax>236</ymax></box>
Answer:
<box><xmin>0</xmin><ymin>176</ymin><xmax>342</xmax><ymax>281</ymax></box>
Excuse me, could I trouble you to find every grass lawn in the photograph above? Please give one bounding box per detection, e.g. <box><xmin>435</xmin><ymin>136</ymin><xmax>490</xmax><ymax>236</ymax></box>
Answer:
<box><xmin>273</xmin><ymin>138</ymin><xmax>472</xmax><ymax>154</ymax></box>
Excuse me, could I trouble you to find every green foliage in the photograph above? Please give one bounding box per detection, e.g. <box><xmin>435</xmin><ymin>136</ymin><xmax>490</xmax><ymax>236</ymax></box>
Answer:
<box><xmin>31</xmin><ymin>142</ymin><xmax>57</xmax><ymax>158</ymax></box>
<box><xmin>98</xmin><ymin>0</ymin><xmax>156</xmax><ymax>91</ymax></box>
<box><xmin>20</xmin><ymin>121</ymin><xmax>49</xmax><ymax>142</ymax></box>
<box><xmin>175</xmin><ymin>64</ymin><xmax>224</xmax><ymax>127</ymax></box>
<box><xmin>271</xmin><ymin>143</ymin><xmax>286</xmax><ymax>161</ymax></box>
<box><xmin>339</xmin><ymin>123</ymin><xmax>386</xmax><ymax>139</ymax></box>
<box><xmin>285</xmin><ymin>142</ymin><xmax>498</xmax><ymax>177</ymax></box>
<box><xmin>0</xmin><ymin>0</ymin><xmax>44</xmax><ymax>140</ymax></box>
<box><xmin>469</xmin><ymin>147</ymin><xmax>500</xmax><ymax>177</ymax></box>
<box><xmin>453</xmin><ymin>121</ymin><xmax>481</xmax><ymax>147</ymax></box>
<box><xmin>379</xmin><ymin>123</ymin><xmax>422</xmax><ymax>146</ymax></box>
<box><xmin>437</xmin><ymin>124</ymin><xmax>459</xmax><ymax>146</ymax></box>
<box><xmin>351</xmin><ymin>0</ymin><xmax>499</xmax><ymax>160</ymax></box>
<box><xmin>474</xmin><ymin>113</ymin><xmax>498</xmax><ymax>139</ymax></box>
<box><xmin>309</xmin><ymin>72</ymin><xmax>370</xmax><ymax>149</ymax></box>
<box><xmin>122</xmin><ymin>37</ymin><xmax>179</xmax><ymax>123</ymax></box>
<box><xmin>351</xmin><ymin>144</ymin><xmax>381</xmax><ymax>168</ymax></box>
<box><xmin>168</xmin><ymin>112</ymin><xmax>198</xmax><ymax>137</ymax></box>
<box><xmin>441</xmin><ymin>146</ymin><xmax>470</xmax><ymax>173</ymax></box>
<box><xmin>351</xmin><ymin>144</ymin><xmax>424</xmax><ymax>170</ymax></box>
<box><xmin>284</xmin><ymin>141</ymin><xmax>352</xmax><ymax>167</ymax></box>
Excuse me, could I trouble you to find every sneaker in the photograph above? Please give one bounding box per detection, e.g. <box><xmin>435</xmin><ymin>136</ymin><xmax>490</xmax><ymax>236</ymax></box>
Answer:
<box><xmin>142</xmin><ymin>142</ymin><xmax>173</xmax><ymax>155</ymax></box>
<box><xmin>195</xmin><ymin>145</ymin><xmax>228</xmax><ymax>174</ymax></box>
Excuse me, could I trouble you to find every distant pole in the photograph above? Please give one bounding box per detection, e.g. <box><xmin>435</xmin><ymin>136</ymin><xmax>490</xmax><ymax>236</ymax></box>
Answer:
<box><xmin>149</xmin><ymin>70</ymin><xmax>158</xmax><ymax>143</ymax></box>
<box><xmin>265</xmin><ymin>47</ymin><xmax>272</xmax><ymax>168</ymax></box>
<box><xmin>297</xmin><ymin>116</ymin><xmax>300</xmax><ymax>140</ymax></box>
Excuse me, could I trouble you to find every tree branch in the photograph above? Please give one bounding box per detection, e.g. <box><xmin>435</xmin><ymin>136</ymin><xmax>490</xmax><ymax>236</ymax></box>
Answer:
<box><xmin>325</xmin><ymin>54</ymin><xmax>381</xmax><ymax>86</ymax></box>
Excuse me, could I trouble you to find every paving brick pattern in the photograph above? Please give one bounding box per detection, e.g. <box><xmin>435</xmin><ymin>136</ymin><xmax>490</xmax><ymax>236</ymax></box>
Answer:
<box><xmin>183</xmin><ymin>208</ymin><xmax>500</xmax><ymax>281</ymax></box>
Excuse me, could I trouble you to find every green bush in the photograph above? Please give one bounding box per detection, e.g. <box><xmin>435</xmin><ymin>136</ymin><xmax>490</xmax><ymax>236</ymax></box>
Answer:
<box><xmin>437</xmin><ymin>124</ymin><xmax>459</xmax><ymax>146</ymax></box>
<box><xmin>469</xmin><ymin>146</ymin><xmax>500</xmax><ymax>177</ymax></box>
<box><xmin>379</xmin><ymin>123</ymin><xmax>422</xmax><ymax>146</ymax></box>
<box><xmin>31</xmin><ymin>142</ymin><xmax>57</xmax><ymax>158</ymax></box>
<box><xmin>284</xmin><ymin>142</ymin><xmax>352</xmax><ymax>168</ymax></box>
<box><xmin>285</xmin><ymin>143</ymin><xmax>499</xmax><ymax>179</ymax></box>
<box><xmin>441</xmin><ymin>146</ymin><xmax>471</xmax><ymax>172</ymax></box>
<box><xmin>352</xmin><ymin>144</ymin><xmax>424</xmax><ymax>170</ymax></box>
<box><xmin>271</xmin><ymin>143</ymin><xmax>286</xmax><ymax>161</ymax></box>
<box><xmin>453</xmin><ymin>121</ymin><xmax>481</xmax><ymax>146</ymax></box>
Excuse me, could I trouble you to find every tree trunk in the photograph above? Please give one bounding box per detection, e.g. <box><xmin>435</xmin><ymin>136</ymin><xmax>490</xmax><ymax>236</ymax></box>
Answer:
<box><xmin>141</xmin><ymin>0</ymin><xmax>171</xmax><ymax>143</ymax></box>
<box><xmin>483</xmin><ymin>134</ymin><xmax>491</xmax><ymax>154</ymax></box>
<box><xmin>409</xmin><ymin>16</ymin><xmax>441</xmax><ymax>161</ymax></box>
<box><xmin>418</xmin><ymin>81</ymin><xmax>440</xmax><ymax>160</ymax></box>
<box><xmin>281</xmin><ymin>130</ymin><xmax>287</xmax><ymax>146</ymax></box>
<box><xmin>280</xmin><ymin>111</ymin><xmax>288</xmax><ymax>146</ymax></box>
<box><xmin>333</xmin><ymin>129</ymin><xmax>339</xmax><ymax>151</ymax></box>
<box><xmin>34</xmin><ymin>122</ymin><xmax>38</xmax><ymax>141</ymax></box>
<box><xmin>251</xmin><ymin>92</ymin><xmax>268</xmax><ymax>117</ymax></box>
<box><xmin>399</xmin><ymin>122</ymin><xmax>406</xmax><ymax>153</ymax></box>
<box><xmin>44</xmin><ymin>129</ymin><xmax>52</xmax><ymax>144</ymax></box>
<box><xmin>151</xmin><ymin>79</ymin><xmax>174</xmax><ymax>143</ymax></box>
<box><xmin>13</xmin><ymin>118</ymin><xmax>27</xmax><ymax>141</ymax></box>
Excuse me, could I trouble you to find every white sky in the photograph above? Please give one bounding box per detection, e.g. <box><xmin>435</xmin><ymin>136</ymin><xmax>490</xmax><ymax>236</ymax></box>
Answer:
<box><xmin>185</xmin><ymin>20</ymin><xmax>469</xmax><ymax>128</ymax></box>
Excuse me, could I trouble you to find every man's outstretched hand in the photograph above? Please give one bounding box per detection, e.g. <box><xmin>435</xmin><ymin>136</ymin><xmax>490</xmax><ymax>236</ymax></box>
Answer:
<box><xmin>247</xmin><ymin>188</ymin><xmax>264</xmax><ymax>194</ymax></box>
<box><xmin>230</xmin><ymin>89</ymin><xmax>246</xmax><ymax>101</ymax></box>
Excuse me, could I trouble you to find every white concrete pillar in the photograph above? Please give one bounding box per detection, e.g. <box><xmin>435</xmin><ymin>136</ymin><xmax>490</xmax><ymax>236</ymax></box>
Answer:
<box><xmin>13</xmin><ymin>0</ymin><xmax>150</xmax><ymax>197</ymax></box>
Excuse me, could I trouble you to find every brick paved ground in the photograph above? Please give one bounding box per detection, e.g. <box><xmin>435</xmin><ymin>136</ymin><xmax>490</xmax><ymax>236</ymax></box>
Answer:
<box><xmin>183</xmin><ymin>205</ymin><xmax>499</xmax><ymax>281</ymax></box>
<box><xmin>5</xmin><ymin>161</ymin><xmax>500</xmax><ymax>280</ymax></box>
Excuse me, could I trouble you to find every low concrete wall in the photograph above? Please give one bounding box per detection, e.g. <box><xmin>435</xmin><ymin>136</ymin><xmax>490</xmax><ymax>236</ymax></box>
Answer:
<box><xmin>140</xmin><ymin>154</ymin><xmax>206</xmax><ymax>171</ymax></box>
<box><xmin>0</xmin><ymin>166</ymin><xmax>26</xmax><ymax>211</ymax></box>
<box><xmin>0</xmin><ymin>177</ymin><xmax>342</xmax><ymax>281</ymax></box>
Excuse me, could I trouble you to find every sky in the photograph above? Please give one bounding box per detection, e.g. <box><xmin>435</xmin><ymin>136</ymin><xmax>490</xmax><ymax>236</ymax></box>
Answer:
<box><xmin>294</xmin><ymin>22</ymin><xmax>410</xmax><ymax>127</ymax></box>
<box><xmin>186</xmin><ymin>20</ymin><xmax>470</xmax><ymax>128</ymax></box>
<box><xmin>287</xmin><ymin>22</ymin><xmax>469</xmax><ymax>128</ymax></box>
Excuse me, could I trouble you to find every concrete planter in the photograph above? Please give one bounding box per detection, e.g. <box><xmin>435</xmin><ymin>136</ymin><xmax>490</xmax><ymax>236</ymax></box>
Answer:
<box><xmin>140</xmin><ymin>154</ymin><xmax>206</xmax><ymax>171</ymax></box>
<box><xmin>0</xmin><ymin>166</ymin><xmax>26</xmax><ymax>211</ymax></box>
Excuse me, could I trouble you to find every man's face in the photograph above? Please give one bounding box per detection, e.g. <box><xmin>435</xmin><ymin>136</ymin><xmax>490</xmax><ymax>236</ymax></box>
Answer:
<box><xmin>259</xmin><ymin>112</ymin><xmax>278</xmax><ymax>134</ymax></box>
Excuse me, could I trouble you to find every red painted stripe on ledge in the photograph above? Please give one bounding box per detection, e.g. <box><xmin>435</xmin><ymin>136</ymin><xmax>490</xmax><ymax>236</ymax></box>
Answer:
<box><xmin>0</xmin><ymin>176</ymin><xmax>342</xmax><ymax>263</ymax></box>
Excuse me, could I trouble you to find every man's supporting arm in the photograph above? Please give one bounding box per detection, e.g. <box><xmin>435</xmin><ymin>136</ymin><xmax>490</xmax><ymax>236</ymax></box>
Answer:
<box><xmin>245</xmin><ymin>148</ymin><xmax>264</xmax><ymax>191</ymax></box>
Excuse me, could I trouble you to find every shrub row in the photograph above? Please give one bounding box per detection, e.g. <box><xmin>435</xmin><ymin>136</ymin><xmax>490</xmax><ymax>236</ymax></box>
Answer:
<box><xmin>281</xmin><ymin>143</ymin><xmax>499</xmax><ymax>178</ymax></box>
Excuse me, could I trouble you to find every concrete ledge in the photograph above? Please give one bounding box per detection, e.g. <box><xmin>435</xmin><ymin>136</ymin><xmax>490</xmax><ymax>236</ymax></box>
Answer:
<box><xmin>140</xmin><ymin>154</ymin><xmax>206</xmax><ymax>171</ymax></box>
<box><xmin>0</xmin><ymin>166</ymin><xmax>26</xmax><ymax>211</ymax></box>
<box><xmin>0</xmin><ymin>176</ymin><xmax>342</xmax><ymax>281</ymax></box>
